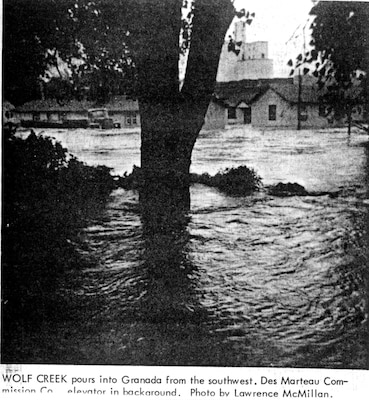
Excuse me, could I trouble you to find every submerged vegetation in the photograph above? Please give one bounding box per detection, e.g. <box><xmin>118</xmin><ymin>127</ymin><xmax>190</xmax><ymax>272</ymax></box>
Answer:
<box><xmin>191</xmin><ymin>166</ymin><xmax>262</xmax><ymax>195</ymax></box>
<box><xmin>118</xmin><ymin>165</ymin><xmax>262</xmax><ymax>196</ymax></box>
<box><xmin>2</xmin><ymin>126</ymin><xmax>116</xmax><ymax>336</ymax></box>
<box><xmin>2</xmin><ymin>127</ymin><xmax>261</xmax><ymax>328</ymax></box>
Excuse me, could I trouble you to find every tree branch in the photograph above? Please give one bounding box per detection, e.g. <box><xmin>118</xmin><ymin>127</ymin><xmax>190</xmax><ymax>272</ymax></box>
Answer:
<box><xmin>181</xmin><ymin>0</ymin><xmax>234</xmax><ymax>108</ymax></box>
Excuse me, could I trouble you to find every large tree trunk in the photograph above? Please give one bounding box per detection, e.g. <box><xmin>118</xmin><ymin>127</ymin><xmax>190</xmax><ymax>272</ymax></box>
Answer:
<box><xmin>129</xmin><ymin>0</ymin><xmax>234</xmax><ymax>230</ymax></box>
<box><xmin>139</xmin><ymin>101</ymin><xmax>202</xmax><ymax>230</ymax></box>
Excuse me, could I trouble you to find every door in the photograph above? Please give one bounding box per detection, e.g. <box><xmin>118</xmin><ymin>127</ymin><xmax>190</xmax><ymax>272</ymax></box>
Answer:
<box><xmin>244</xmin><ymin>107</ymin><xmax>251</xmax><ymax>124</ymax></box>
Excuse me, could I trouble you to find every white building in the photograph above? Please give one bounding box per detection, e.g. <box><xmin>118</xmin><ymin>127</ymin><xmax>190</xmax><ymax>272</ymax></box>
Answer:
<box><xmin>217</xmin><ymin>21</ymin><xmax>274</xmax><ymax>82</ymax></box>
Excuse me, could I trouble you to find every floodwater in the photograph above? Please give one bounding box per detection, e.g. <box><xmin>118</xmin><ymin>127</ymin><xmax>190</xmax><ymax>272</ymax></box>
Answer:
<box><xmin>21</xmin><ymin>126</ymin><xmax>369</xmax><ymax>367</ymax></box>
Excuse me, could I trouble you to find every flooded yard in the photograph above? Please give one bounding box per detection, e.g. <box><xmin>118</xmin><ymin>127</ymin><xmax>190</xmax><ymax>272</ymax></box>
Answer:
<box><xmin>8</xmin><ymin>126</ymin><xmax>369</xmax><ymax>367</ymax></box>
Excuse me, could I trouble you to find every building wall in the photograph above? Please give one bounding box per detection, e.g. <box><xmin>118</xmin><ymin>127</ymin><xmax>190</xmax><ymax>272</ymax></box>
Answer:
<box><xmin>203</xmin><ymin>101</ymin><xmax>226</xmax><ymax>130</ymax></box>
<box><xmin>301</xmin><ymin>104</ymin><xmax>332</xmax><ymax>129</ymax></box>
<box><xmin>109</xmin><ymin>111</ymin><xmax>141</xmax><ymax>128</ymax></box>
<box><xmin>251</xmin><ymin>89</ymin><xmax>347</xmax><ymax>129</ymax></box>
<box><xmin>243</xmin><ymin>42</ymin><xmax>269</xmax><ymax>60</ymax></box>
<box><xmin>217</xmin><ymin>42</ymin><xmax>273</xmax><ymax>82</ymax></box>
<box><xmin>16</xmin><ymin>112</ymin><xmax>33</xmax><ymax>121</ymax></box>
<box><xmin>226</xmin><ymin>107</ymin><xmax>245</xmax><ymax>125</ymax></box>
<box><xmin>252</xmin><ymin>90</ymin><xmax>296</xmax><ymax>128</ymax></box>
<box><xmin>39</xmin><ymin>112</ymin><xmax>48</xmax><ymax>121</ymax></box>
<box><xmin>48</xmin><ymin>112</ymin><xmax>61</xmax><ymax>122</ymax></box>
<box><xmin>63</xmin><ymin>111</ymin><xmax>88</xmax><ymax>120</ymax></box>
<box><xmin>236</xmin><ymin>59</ymin><xmax>273</xmax><ymax>81</ymax></box>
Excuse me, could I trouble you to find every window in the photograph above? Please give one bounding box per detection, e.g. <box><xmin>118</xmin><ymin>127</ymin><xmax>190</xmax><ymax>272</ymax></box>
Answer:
<box><xmin>33</xmin><ymin>112</ymin><xmax>40</xmax><ymax>121</ymax></box>
<box><xmin>228</xmin><ymin>107</ymin><xmax>237</xmax><ymax>120</ymax></box>
<box><xmin>268</xmin><ymin>105</ymin><xmax>276</xmax><ymax>121</ymax></box>
<box><xmin>261</xmin><ymin>53</ymin><xmax>265</xmax><ymax>59</ymax></box>
<box><xmin>319</xmin><ymin>104</ymin><xmax>326</xmax><ymax>117</ymax></box>
<box><xmin>126</xmin><ymin>112</ymin><xmax>137</xmax><ymax>125</ymax></box>
<box><xmin>300</xmin><ymin>106</ymin><xmax>308</xmax><ymax>122</ymax></box>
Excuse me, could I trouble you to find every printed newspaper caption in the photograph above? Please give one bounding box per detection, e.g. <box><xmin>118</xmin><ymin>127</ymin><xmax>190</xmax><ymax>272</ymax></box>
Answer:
<box><xmin>1</xmin><ymin>368</ymin><xmax>364</xmax><ymax>399</ymax></box>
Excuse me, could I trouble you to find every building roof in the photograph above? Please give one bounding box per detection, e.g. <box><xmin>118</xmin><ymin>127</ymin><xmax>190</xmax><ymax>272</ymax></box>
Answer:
<box><xmin>15</xmin><ymin>99</ymin><xmax>94</xmax><ymax>112</ymax></box>
<box><xmin>15</xmin><ymin>96</ymin><xmax>140</xmax><ymax>113</ymax></box>
<box><xmin>215</xmin><ymin>78</ymin><xmax>293</xmax><ymax>107</ymax></box>
<box><xmin>269</xmin><ymin>83</ymin><xmax>320</xmax><ymax>104</ymax></box>
<box><xmin>223</xmin><ymin>88</ymin><xmax>267</xmax><ymax>107</ymax></box>
<box><xmin>104</xmin><ymin>95</ymin><xmax>139</xmax><ymax>112</ymax></box>
<box><xmin>2</xmin><ymin>100</ymin><xmax>15</xmax><ymax>111</ymax></box>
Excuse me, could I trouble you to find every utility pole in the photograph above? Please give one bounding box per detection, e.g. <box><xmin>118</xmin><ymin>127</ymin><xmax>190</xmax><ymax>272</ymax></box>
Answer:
<box><xmin>297</xmin><ymin>24</ymin><xmax>306</xmax><ymax>131</ymax></box>
<box><xmin>297</xmin><ymin>69</ymin><xmax>302</xmax><ymax>130</ymax></box>
<box><xmin>287</xmin><ymin>19</ymin><xmax>308</xmax><ymax>131</ymax></box>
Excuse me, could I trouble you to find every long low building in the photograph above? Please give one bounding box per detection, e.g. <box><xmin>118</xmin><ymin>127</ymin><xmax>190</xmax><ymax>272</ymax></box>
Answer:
<box><xmin>15</xmin><ymin>96</ymin><xmax>140</xmax><ymax>129</ymax></box>
<box><xmin>15</xmin><ymin>94</ymin><xmax>225</xmax><ymax>131</ymax></box>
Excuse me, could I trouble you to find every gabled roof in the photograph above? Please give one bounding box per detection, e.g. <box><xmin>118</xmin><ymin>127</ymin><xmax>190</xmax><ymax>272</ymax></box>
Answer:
<box><xmin>268</xmin><ymin>83</ymin><xmax>320</xmax><ymax>104</ymax></box>
<box><xmin>104</xmin><ymin>95</ymin><xmax>139</xmax><ymax>112</ymax></box>
<box><xmin>223</xmin><ymin>87</ymin><xmax>268</xmax><ymax>107</ymax></box>
<box><xmin>215</xmin><ymin>78</ymin><xmax>293</xmax><ymax>107</ymax></box>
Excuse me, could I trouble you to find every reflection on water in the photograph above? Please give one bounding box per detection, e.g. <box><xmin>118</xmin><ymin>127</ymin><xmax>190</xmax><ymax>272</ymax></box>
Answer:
<box><xmin>13</xmin><ymin>127</ymin><xmax>369</xmax><ymax>367</ymax></box>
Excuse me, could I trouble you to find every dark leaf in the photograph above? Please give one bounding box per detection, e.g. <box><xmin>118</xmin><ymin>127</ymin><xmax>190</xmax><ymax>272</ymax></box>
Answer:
<box><xmin>310</xmin><ymin>49</ymin><xmax>318</xmax><ymax>60</ymax></box>
<box><xmin>235</xmin><ymin>9</ymin><xmax>245</xmax><ymax>18</ymax></box>
<box><xmin>318</xmin><ymin>81</ymin><xmax>325</xmax><ymax>90</ymax></box>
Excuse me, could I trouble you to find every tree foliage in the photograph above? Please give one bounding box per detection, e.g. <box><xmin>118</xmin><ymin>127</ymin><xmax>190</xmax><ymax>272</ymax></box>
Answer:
<box><xmin>3</xmin><ymin>0</ymin><xmax>136</xmax><ymax>104</ymax></box>
<box><xmin>4</xmin><ymin>0</ymin><xmax>241</xmax><ymax>105</ymax></box>
<box><xmin>2</xmin><ymin>124</ymin><xmax>115</xmax><ymax>331</ymax></box>
<box><xmin>4</xmin><ymin>0</ymin><xmax>75</xmax><ymax>105</ymax></box>
<box><xmin>310</xmin><ymin>1</ymin><xmax>369</xmax><ymax>85</ymax></box>
<box><xmin>289</xmin><ymin>1</ymin><xmax>369</xmax><ymax>128</ymax></box>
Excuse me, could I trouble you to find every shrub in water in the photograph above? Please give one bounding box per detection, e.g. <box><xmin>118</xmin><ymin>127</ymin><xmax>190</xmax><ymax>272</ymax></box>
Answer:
<box><xmin>2</xmin><ymin>126</ymin><xmax>116</xmax><ymax>329</ymax></box>
<box><xmin>191</xmin><ymin>166</ymin><xmax>262</xmax><ymax>195</ymax></box>
<box><xmin>120</xmin><ymin>165</ymin><xmax>262</xmax><ymax>196</ymax></box>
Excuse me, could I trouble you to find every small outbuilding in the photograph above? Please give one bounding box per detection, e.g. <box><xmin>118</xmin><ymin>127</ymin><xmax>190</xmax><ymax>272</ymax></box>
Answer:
<box><xmin>104</xmin><ymin>95</ymin><xmax>140</xmax><ymax>128</ymax></box>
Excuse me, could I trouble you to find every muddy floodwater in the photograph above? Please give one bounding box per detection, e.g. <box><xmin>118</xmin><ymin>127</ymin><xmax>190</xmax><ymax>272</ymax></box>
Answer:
<box><xmin>15</xmin><ymin>126</ymin><xmax>369</xmax><ymax>367</ymax></box>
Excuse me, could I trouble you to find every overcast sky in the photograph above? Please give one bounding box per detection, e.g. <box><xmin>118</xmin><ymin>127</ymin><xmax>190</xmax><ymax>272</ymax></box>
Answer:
<box><xmin>231</xmin><ymin>0</ymin><xmax>315</xmax><ymax>77</ymax></box>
